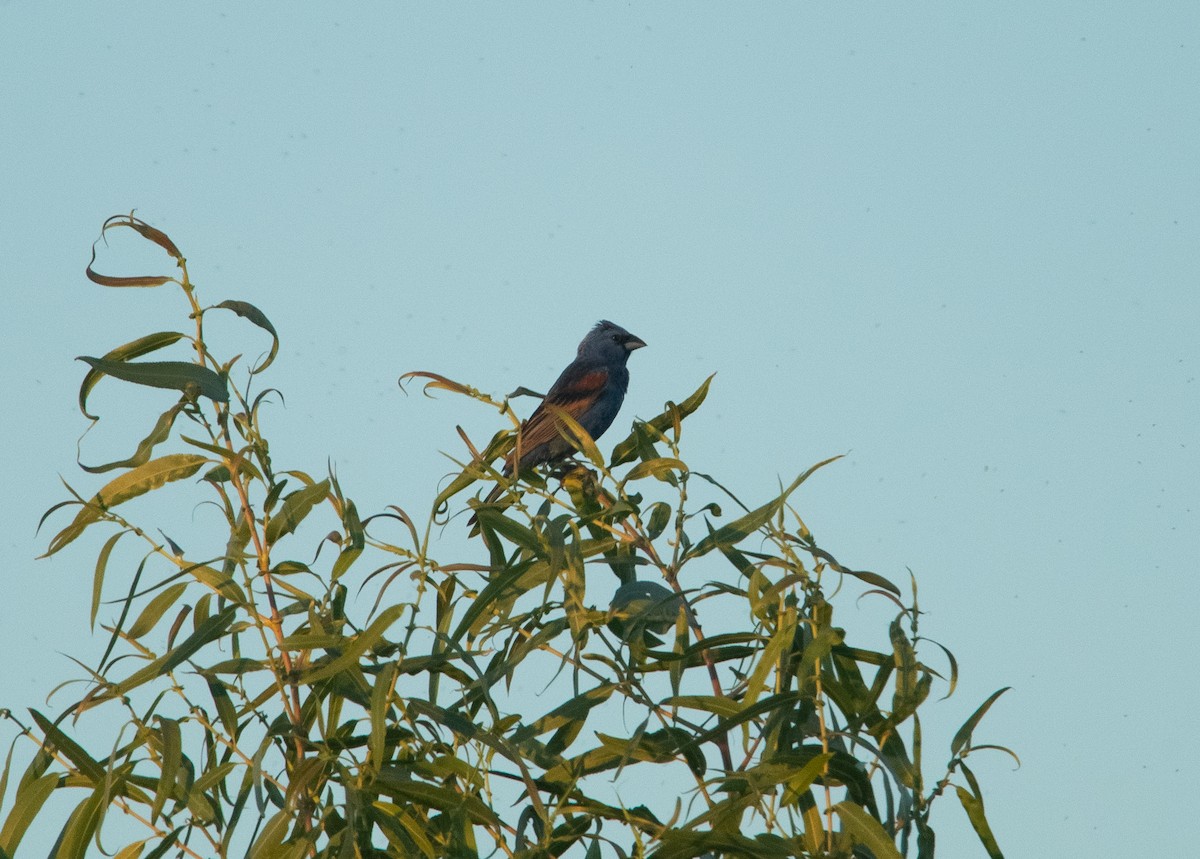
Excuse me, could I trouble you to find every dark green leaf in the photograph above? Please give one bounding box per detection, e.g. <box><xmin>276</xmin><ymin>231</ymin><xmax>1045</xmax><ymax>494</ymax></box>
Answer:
<box><xmin>77</xmin><ymin>332</ymin><xmax>186</xmax><ymax>419</ymax></box>
<box><xmin>952</xmin><ymin>687</ymin><xmax>1012</xmax><ymax>757</ymax></box>
<box><xmin>264</xmin><ymin>478</ymin><xmax>330</xmax><ymax>544</ymax></box>
<box><xmin>78</xmin><ymin>356</ymin><xmax>228</xmax><ymax>406</ymax></box>
<box><xmin>214</xmin><ymin>300</ymin><xmax>279</xmax><ymax>373</ymax></box>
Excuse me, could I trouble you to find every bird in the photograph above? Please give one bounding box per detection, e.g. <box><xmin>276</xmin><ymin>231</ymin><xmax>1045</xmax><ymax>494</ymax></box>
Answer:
<box><xmin>477</xmin><ymin>320</ymin><xmax>646</xmax><ymax>514</ymax></box>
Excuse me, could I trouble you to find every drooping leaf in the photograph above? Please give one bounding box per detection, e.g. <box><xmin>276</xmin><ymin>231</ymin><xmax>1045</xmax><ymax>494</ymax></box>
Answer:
<box><xmin>213</xmin><ymin>300</ymin><xmax>279</xmax><ymax>373</ymax></box>
<box><xmin>77</xmin><ymin>332</ymin><xmax>186</xmax><ymax>419</ymax></box>
<box><xmin>77</xmin><ymin>357</ymin><xmax>228</xmax><ymax>406</ymax></box>
<box><xmin>80</xmin><ymin>404</ymin><xmax>187</xmax><ymax>474</ymax></box>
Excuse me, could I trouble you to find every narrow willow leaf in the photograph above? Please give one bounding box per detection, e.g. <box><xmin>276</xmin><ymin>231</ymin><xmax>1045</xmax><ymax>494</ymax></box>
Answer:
<box><xmin>214</xmin><ymin>300</ymin><xmax>280</xmax><ymax>373</ymax></box>
<box><xmin>662</xmin><ymin>695</ymin><xmax>743</xmax><ymax>719</ymax></box>
<box><xmin>955</xmin><ymin>779</ymin><xmax>1004</xmax><ymax>859</ymax></box>
<box><xmin>951</xmin><ymin>687</ymin><xmax>1012</xmax><ymax>757</ymax></box>
<box><xmin>78</xmin><ymin>332</ymin><xmax>186</xmax><ymax>419</ymax></box>
<box><xmin>104</xmin><ymin>214</ymin><xmax>183</xmax><ymax>259</ymax></box>
<box><xmin>44</xmin><ymin>456</ymin><xmax>208</xmax><ymax>557</ymax></box>
<box><xmin>101</xmin><ymin>453</ymin><xmax>209</xmax><ymax>507</ymax></box>
<box><xmin>890</xmin><ymin>619</ymin><xmax>920</xmax><ymax>721</ymax></box>
<box><xmin>300</xmin><ymin>604</ymin><xmax>405</xmax><ymax>685</ymax></box>
<box><xmin>653</xmin><ymin>830</ymin><xmax>790</xmax><ymax>859</ymax></box>
<box><xmin>331</xmin><ymin>499</ymin><xmax>364</xmax><ymax>581</ymax></box>
<box><xmin>511</xmin><ymin>684</ymin><xmax>618</xmax><ymax>742</ymax></box>
<box><xmin>0</xmin><ymin>772</ymin><xmax>57</xmax><ymax>855</ymax></box>
<box><xmin>472</xmin><ymin>508</ymin><xmax>543</xmax><ymax>554</ymax></box>
<box><xmin>80</xmin><ymin>404</ymin><xmax>186</xmax><ymax>474</ymax></box>
<box><xmin>832</xmin><ymin>801</ymin><xmax>903</xmax><ymax>859</ymax></box>
<box><xmin>623</xmin><ymin>457</ymin><xmax>687</xmax><ymax>483</ymax></box>
<box><xmin>54</xmin><ymin>783</ymin><xmax>106</xmax><ymax>859</ymax></box>
<box><xmin>151</xmin><ymin>718</ymin><xmax>182</xmax><ymax>824</ymax></box>
<box><xmin>112</xmin><ymin>842</ymin><xmax>147</xmax><ymax>859</ymax></box>
<box><xmin>205</xmin><ymin>675</ymin><xmax>239</xmax><ymax>737</ymax></box>
<box><xmin>126</xmin><ymin>583</ymin><xmax>189</xmax><ymax>640</ymax></box>
<box><xmin>370</xmin><ymin>662</ymin><xmax>399</xmax><ymax>771</ymax></box>
<box><xmin>610</xmin><ymin>374</ymin><xmax>715</xmax><ymax>466</ymax></box>
<box><xmin>78</xmin><ymin>356</ymin><xmax>228</xmax><ymax>405</ymax></box>
<box><xmin>372</xmin><ymin>801</ymin><xmax>437</xmax><ymax>859</ymax></box>
<box><xmin>186</xmin><ymin>564</ymin><xmax>247</xmax><ymax>603</ymax></box>
<box><xmin>743</xmin><ymin>608</ymin><xmax>796</xmax><ymax>708</ymax></box>
<box><xmin>264</xmin><ymin>478</ymin><xmax>330</xmax><ymax>545</ymax></box>
<box><xmin>90</xmin><ymin>530</ymin><xmax>127</xmax><ymax>630</ymax></box>
<box><xmin>30</xmin><ymin>711</ymin><xmax>105</xmax><ymax>783</ymax></box>
<box><xmin>645</xmin><ymin>501</ymin><xmax>672</xmax><ymax>540</ymax></box>
<box><xmin>248</xmin><ymin>809</ymin><xmax>290</xmax><ymax>857</ymax></box>
<box><xmin>108</xmin><ymin>607</ymin><xmax>237</xmax><ymax>697</ymax></box>
<box><xmin>543</xmin><ymin>405</ymin><xmax>604</xmax><ymax>468</ymax></box>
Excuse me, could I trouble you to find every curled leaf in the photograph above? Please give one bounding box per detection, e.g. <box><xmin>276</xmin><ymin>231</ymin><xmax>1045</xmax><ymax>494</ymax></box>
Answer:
<box><xmin>85</xmin><ymin>214</ymin><xmax>182</xmax><ymax>287</ymax></box>
<box><xmin>213</xmin><ymin>300</ymin><xmax>279</xmax><ymax>373</ymax></box>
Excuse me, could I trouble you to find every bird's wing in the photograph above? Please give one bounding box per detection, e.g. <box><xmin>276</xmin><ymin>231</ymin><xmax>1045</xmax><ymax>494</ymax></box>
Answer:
<box><xmin>506</xmin><ymin>367</ymin><xmax>609</xmax><ymax>470</ymax></box>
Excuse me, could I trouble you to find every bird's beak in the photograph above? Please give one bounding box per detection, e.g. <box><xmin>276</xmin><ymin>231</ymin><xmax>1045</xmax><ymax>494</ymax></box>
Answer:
<box><xmin>625</xmin><ymin>335</ymin><xmax>647</xmax><ymax>352</ymax></box>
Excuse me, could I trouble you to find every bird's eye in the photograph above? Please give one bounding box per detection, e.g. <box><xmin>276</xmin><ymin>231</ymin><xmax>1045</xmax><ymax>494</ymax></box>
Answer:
<box><xmin>611</xmin><ymin>334</ymin><xmax>621</xmax><ymax>343</ymax></box>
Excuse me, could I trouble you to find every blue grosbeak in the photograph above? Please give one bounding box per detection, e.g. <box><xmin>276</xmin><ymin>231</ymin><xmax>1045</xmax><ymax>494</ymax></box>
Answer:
<box><xmin>505</xmin><ymin>320</ymin><xmax>646</xmax><ymax>473</ymax></box>
<box><xmin>478</xmin><ymin>320</ymin><xmax>645</xmax><ymax>512</ymax></box>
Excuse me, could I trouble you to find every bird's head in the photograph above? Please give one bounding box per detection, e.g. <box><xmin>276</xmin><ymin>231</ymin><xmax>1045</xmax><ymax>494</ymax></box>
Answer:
<box><xmin>578</xmin><ymin>320</ymin><xmax>647</xmax><ymax>364</ymax></box>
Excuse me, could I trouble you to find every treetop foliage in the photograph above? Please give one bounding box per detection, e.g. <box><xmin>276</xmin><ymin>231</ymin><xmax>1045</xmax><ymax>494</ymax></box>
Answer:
<box><xmin>0</xmin><ymin>215</ymin><xmax>1013</xmax><ymax>859</ymax></box>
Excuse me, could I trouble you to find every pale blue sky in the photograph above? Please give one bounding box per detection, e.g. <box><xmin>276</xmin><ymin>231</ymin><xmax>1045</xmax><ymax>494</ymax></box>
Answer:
<box><xmin>2</xmin><ymin>2</ymin><xmax>1197</xmax><ymax>856</ymax></box>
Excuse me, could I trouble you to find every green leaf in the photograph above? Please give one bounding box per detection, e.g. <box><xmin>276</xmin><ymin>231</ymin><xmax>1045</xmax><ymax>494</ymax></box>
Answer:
<box><xmin>44</xmin><ymin>454</ymin><xmax>209</xmax><ymax>558</ymax></box>
<box><xmin>371</xmin><ymin>772</ymin><xmax>500</xmax><ymax>826</ymax></box>
<box><xmin>369</xmin><ymin>662</ymin><xmax>398</xmax><ymax>771</ymax></box>
<box><xmin>213</xmin><ymin>300</ymin><xmax>280</xmax><ymax>373</ymax></box>
<box><xmin>952</xmin><ymin>687</ymin><xmax>1012</xmax><ymax>757</ymax></box>
<box><xmin>108</xmin><ymin>607</ymin><xmax>237</xmax><ymax>697</ymax></box>
<box><xmin>80</xmin><ymin>404</ymin><xmax>186</xmax><ymax>474</ymax></box>
<box><xmin>77</xmin><ymin>332</ymin><xmax>186</xmax><ymax>419</ymax></box>
<box><xmin>956</xmin><ymin>770</ymin><xmax>1005</xmax><ymax>859</ymax></box>
<box><xmin>90</xmin><ymin>530</ymin><xmax>127</xmax><ymax>630</ymax></box>
<box><xmin>611</xmin><ymin>374</ymin><xmax>715</xmax><ymax>467</ymax></box>
<box><xmin>661</xmin><ymin>695</ymin><xmax>743</xmax><ymax>719</ymax></box>
<box><xmin>624</xmin><ymin>457</ymin><xmax>687</xmax><ymax>483</ymax></box>
<box><xmin>151</xmin><ymin>718</ymin><xmax>181</xmax><ymax>824</ymax></box>
<box><xmin>54</xmin><ymin>783</ymin><xmax>106</xmax><ymax>859</ymax></box>
<box><xmin>264</xmin><ymin>478</ymin><xmax>330</xmax><ymax>545</ymax></box>
<box><xmin>30</xmin><ymin>711</ymin><xmax>105</xmax><ymax>783</ymax></box>
<box><xmin>126</xmin><ymin>583</ymin><xmax>189</xmax><ymax>640</ymax></box>
<box><xmin>331</xmin><ymin>500</ymin><xmax>364</xmax><ymax>581</ymax></box>
<box><xmin>890</xmin><ymin>618</ymin><xmax>920</xmax><ymax>721</ymax></box>
<box><xmin>0</xmin><ymin>773</ymin><xmax>58</xmax><ymax>855</ymax></box>
<box><xmin>77</xmin><ymin>356</ymin><xmax>228</xmax><ymax>405</ymax></box>
<box><xmin>300</xmin><ymin>604</ymin><xmax>405</xmax><ymax>685</ymax></box>
<box><xmin>101</xmin><ymin>453</ymin><xmax>210</xmax><ymax>508</ymax></box>
<box><xmin>205</xmin><ymin>674</ymin><xmax>239</xmax><ymax>737</ymax></box>
<box><xmin>832</xmin><ymin>801</ymin><xmax>902</xmax><ymax>859</ymax></box>
<box><xmin>511</xmin><ymin>684</ymin><xmax>618</xmax><ymax>743</ymax></box>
